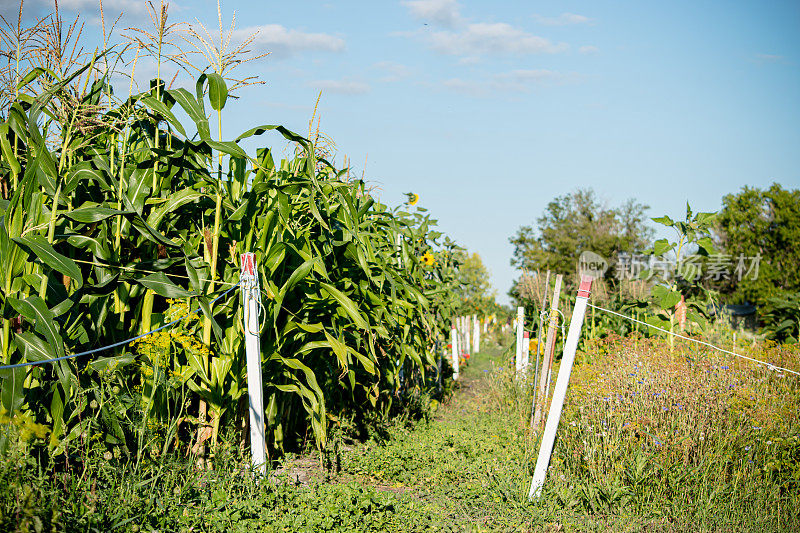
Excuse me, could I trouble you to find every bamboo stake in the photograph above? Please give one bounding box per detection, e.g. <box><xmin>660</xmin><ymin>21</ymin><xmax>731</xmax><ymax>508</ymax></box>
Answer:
<box><xmin>533</xmin><ymin>274</ymin><xmax>562</xmax><ymax>429</ymax></box>
<box><xmin>533</xmin><ymin>271</ymin><xmax>550</xmax><ymax>400</ymax></box>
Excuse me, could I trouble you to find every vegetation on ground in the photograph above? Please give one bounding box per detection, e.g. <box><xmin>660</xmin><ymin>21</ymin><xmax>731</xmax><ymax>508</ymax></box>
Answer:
<box><xmin>3</xmin><ymin>335</ymin><xmax>797</xmax><ymax>531</ymax></box>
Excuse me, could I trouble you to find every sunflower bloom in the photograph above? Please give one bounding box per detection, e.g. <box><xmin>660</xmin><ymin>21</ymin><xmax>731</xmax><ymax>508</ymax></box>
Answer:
<box><xmin>406</xmin><ymin>192</ymin><xmax>419</xmax><ymax>206</ymax></box>
<box><xmin>422</xmin><ymin>251</ymin><xmax>435</xmax><ymax>266</ymax></box>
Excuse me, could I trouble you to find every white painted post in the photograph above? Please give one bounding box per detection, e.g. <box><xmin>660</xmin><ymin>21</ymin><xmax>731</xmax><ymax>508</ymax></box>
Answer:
<box><xmin>240</xmin><ymin>252</ymin><xmax>267</xmax><ymax>475</ymax></box>
<box><xmin>528</xmin><ymin>276</ymin><xmax>593</xmax><ymax>499</ymax></box>
<box><xmin>395</xmin><ymin>233</ymin><xmax>402</xmax><ymax>267</ymax></box>
<box><xmin>473</xmin><ymin>314</ymin><xmax>480</xmax><ymax>354</ymax></box>
<box><xmin>515</xmin><ymin>306</ymin><xmax>525</xmax><ymax>376</ymax></box>
<box><xmin>464</xmin><ymin>316</ymin><xmax>470</xmax><ymax>357</ymax></box>
<box><xmin>469</xmin><ymin>314</ymin><xmax>473</xmax><ymax>353</ymax></box>
<box><xmin>522</xmin><ymin>331</ymin><xmax>530</xmax><ymax>374</ymax></box>
<box><xmin>456</xmin><ymin>316</ymin><xmax>462</xmax><ymax>356</ymax></box>
<box><xmin>450</xmin><ymin>324</ymin><xmax>460</xmax><ymax>380</ymax></box>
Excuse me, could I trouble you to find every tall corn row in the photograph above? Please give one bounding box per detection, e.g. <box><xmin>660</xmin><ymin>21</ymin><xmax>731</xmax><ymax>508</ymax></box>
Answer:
<box><xmin>0</xmin><ymin>41</ymin><xmax>462</xmax><ymax>459</ymax></box>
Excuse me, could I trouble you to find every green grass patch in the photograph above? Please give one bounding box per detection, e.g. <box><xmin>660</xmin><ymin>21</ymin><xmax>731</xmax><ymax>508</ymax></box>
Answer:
<box><xmin>2</xmin><ymin>337</ymin><xmax>798</xmax><ymax>531</ymax></box>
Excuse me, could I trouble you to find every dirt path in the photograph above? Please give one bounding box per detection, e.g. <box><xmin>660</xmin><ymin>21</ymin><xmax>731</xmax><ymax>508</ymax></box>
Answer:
<box><xmin>270</xmin><ymin>343</ymin><xmax>503</xmax><ymax>490</ymax></box>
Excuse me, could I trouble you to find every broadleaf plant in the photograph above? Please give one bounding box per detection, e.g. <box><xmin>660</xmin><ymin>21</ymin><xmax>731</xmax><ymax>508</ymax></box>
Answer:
<box><xmin>642</xmin><ymin>203</ymin><xmax>718</xmax><ymax>347</ymax></box>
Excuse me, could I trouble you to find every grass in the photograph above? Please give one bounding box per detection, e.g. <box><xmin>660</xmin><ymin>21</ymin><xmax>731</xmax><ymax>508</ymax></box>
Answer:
<box><xmin>2</xmin><ymin>333</ymin><xmax>799</xmax><ymax>531</ymax></box>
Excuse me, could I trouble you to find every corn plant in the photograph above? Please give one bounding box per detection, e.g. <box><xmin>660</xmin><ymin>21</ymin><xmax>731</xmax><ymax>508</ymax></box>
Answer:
<box><xmin>0</xmin><ymin>7</ymin><xmax>463</xmax><ymax>461</ymax></box>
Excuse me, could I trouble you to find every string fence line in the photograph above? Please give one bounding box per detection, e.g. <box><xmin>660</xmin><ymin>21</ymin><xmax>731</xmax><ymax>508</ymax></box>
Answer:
<box><xmin>536</xmin><ymin>309</ymin><xmax>566</xmax><ymax>338</ymax></box>
<box><xmin>588</xmin><ymin>303</ymin><xmax>800</xmax><ymax>377</ymax></box>
<box><xmin>0</xmin><ymin>283</ymin><xmax>240</xmax><ymax>371</ymax></box>
<box><xmin>71</xmin><ymin>258</ymin><xmax>240</xmax><ymax>287</ymax></box>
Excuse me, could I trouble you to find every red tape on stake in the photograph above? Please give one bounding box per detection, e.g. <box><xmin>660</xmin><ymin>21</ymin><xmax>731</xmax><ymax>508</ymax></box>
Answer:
<box><xmin>241</xmin><ymin>252</ymin><xmax>256</xmax><ymax>277</ymax></box>
<box><xmin>577</xmin><ymin>275</ymin><xmax>593</xmax><ymax>299</ymax></box>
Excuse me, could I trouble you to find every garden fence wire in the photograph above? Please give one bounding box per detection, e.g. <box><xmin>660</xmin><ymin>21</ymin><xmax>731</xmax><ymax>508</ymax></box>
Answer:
<box><xmin>587</xmin><ymin>303</ymin><xmax>800</xmax><ymax>376</ymax></box>
<box><xmin>0</xmin><ymin>283</ymin><xmax>240</xmax><ymax>371</ymax></box>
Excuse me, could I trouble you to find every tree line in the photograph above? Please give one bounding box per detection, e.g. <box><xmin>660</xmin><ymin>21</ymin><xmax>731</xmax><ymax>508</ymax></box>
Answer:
<box><xmin>507</xmin><ymin>183</ymin><xmax>800</xmax><ymax>339</ymax></box>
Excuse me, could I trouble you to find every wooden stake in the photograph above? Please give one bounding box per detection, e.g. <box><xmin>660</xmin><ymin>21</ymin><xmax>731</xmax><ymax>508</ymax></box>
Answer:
<box><xmin>533</xmin><ymin>271</ymin><xmax>551</xmax><ymax>399</ymax></box>
<box><xmin>533</xmin><ymin>274</ymin><xmax>562</xmax><ymax>428</ymax></box>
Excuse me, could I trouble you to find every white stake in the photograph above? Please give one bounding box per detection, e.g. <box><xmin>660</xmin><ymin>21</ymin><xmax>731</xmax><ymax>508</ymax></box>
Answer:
<box><xmin>473</xmin><ymin>313</ymin><xmax>480</xmax><ymax>354</ymax></box>
<box><xmin>464</xmin><ymin>316</ymin><xmax>470</xmax><ymax>357</ymax></box>
<box><xmin>522</xmin><ymin>331</ymin><xmax>530</xmax><ymax>373</ymax></box>
<box><xmin>451</xmin><ymin>324</ymin><xmax>460</xmax><ymax>380</ymax></box>
<box><xmin>528</xmin><ymin>276</ymin><xmax>593</xmax><ymax>499</ymax></box>
<box><xmin>240</xmin><ymin>253</ymin><xmax>267</xmax><ymax>476</ymax></box>
<box><xmin>515</xmin><ymin>306</ymin><xmax>525</xmax><ymax>376</ymax></box>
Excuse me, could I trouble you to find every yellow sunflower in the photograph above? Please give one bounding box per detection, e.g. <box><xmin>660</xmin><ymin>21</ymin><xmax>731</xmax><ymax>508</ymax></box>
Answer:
<box><xmin>406</xmin><ymin>192</ymin><xmax>419</xmax><ymax>206</ymax></box>
<box><xmin>422</xmin><ymin>251</ymin><xmax>435</xmax><ymax>266</ymax></box>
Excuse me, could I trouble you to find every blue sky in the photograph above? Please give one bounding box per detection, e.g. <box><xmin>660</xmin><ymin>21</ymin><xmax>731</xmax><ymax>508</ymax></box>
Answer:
<box><xmin>8</xmin><ymin>0</ymin><xmax>800</xmax><ymax>304</ymax></box>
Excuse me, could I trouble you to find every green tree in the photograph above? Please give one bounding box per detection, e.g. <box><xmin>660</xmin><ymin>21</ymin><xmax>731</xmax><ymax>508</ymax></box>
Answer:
<box><xmin>716</xmin><ymin>183</ymin><xmax>800</xmax><ymax>307</ymax></box>
<box><xmin>455</xmin><ymin>252</ymin><xmax>502</xmax><ymax>316</ymax></box>
<box><xmin>509</xmin><ymin>189</ymin><xmax>653</xmax><ymax>286</ymax></box>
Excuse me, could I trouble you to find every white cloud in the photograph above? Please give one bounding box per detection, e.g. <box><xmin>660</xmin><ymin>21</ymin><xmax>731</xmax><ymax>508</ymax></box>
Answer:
<box><xmin>754</xmin><ymin>53</ymin><xmax>784</xmax><ymax>63</ymax></box>
<box><xmin>308</xmin><ymin>79</ymin><xmax>370</xmax><ymax>95</ymax></box>
<box><xmin>533</xmin><ymin>12</ymin><xmax>592</xmax><ymax>26</ymax></box>
<box><xmin>441</xmin><ymin>78</ymin><xmax>486</xmax><ymax>96</ymax></box>
<box><xmin>579</xmin><ymin>45</ymin><xmax>599</xmax><ymax>54</ymax></box>
<box><xmin>373</xmin><ymin>61</ymin><xmax>412</xmax><ymax>82</ymax></box>
<box><xmin>457</xmin><ymin>55</ymin><xmax>481</xmax><ymax>65</ymax></box>
<box><xmin>2</xmin><ymin>0</ymin><xmax>167</xmax><ymax>24</ymax></box>
<box><xmin>401</xmin><ymin>0</ymin><xmax>462</xmax><ymax>27</ymax></box>
<box><xmin>499</xmin><ymin>69</ymin><xmax>561</xmax><ymax>82</ymax></box>
<box><xmin>229</xmin><ymin>24</ymin><xmax>345</xmax><ymax>59</ymax></box>
<box><xmin>59</xmin><ymin>0</ymin><xmax>151</xmax><ymax>16</ymax></box>
<box><xmin>427</xmin><ymin>22</ymin><xmax>567</xmax><ymax>56</ymax></box>
<box><xmin>442</xmin><ymin>69</ymin><xmax>573</xmax><ymax>96</ymax></box>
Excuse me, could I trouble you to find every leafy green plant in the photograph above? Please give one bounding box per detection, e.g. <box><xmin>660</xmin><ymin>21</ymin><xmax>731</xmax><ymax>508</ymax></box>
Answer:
<box><xmin>762</xmin><ymin>292</ymin><xmax>800</xmax><ymax>343</ymax></box>
<box><xmin>644</xmin><ymin>203</ymin><xmax>717</xmax><ymax>344</ymax></box>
